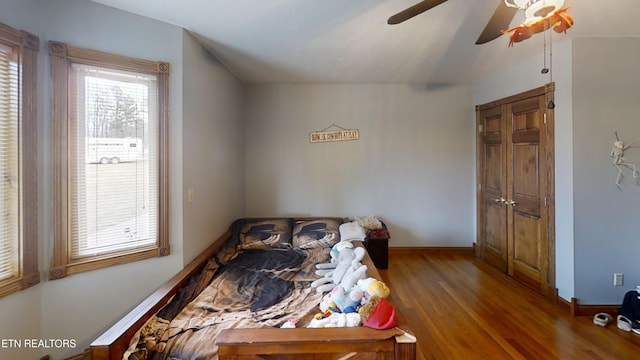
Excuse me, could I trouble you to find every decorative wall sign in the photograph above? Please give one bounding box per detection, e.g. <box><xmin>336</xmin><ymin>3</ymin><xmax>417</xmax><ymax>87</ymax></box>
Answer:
<box><xmin>310</xmin><ymin>124</ymin><xmax>359</xmax><ymax>143</ymax></box>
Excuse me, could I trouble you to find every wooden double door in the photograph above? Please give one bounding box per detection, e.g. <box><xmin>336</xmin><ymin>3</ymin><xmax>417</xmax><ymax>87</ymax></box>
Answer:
<box><xmin>476</xmin><ymin>85</ymin><xmax>556</xmax><ymax>298</ymax></box>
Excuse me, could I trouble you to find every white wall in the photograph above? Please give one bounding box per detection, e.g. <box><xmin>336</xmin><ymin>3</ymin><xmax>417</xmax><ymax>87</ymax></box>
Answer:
<box><xmin>472</xmin><ymin>38</ymin><xmax>575</xmax><ymax>301</ymax></box>
<box><xmin>0</xmin><ymin>285</ymin><xmax>41</xmax><ymax>359</ymax></box>
<box><xmin>244</xmin><ymin>83</ymin><xmax>475</xmax><ymax>247</ymax></box>
<box><xmin>572</xmin><ymin>37</ymin><xmax>640</xmax><ymax>304</ymax></box>
<box><xmin>182</xmin><ymin>32</ymin><xmax>246</xmax><ymax>263</ymax></box>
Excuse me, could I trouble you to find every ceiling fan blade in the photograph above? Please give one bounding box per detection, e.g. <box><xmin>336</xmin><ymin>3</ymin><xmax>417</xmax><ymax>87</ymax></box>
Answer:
<box><xmin>475</xmin><ymin>2</ymin><xmax>518</xmax><ymax>44</ymax></box>
<box><xmin>388</xmin><ymin>0</ymin><xmax>449</xmax><ymax>25</ymax></box>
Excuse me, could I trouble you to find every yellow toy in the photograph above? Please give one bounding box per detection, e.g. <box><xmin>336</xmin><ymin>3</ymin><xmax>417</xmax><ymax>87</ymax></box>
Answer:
<box><xmin>357</xmin><ymin>277</ymin><xmax>390</xmax><ymax>304</ymax></box>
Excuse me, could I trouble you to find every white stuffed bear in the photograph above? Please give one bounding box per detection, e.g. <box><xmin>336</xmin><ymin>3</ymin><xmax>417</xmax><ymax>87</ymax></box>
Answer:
<box><xmin>315</xmin><ymin>241</ymin><xmax>353</xmax><ymax>276</ymax></box>
<box><xmin>311</xmin><ymin>244</ymin><xmax>368</xmax><ymax>294</ymax></box>
<box><xmin>307</xmin><ymin>312</ymin><xmax>361</xmax><ymax>328</ymax></box>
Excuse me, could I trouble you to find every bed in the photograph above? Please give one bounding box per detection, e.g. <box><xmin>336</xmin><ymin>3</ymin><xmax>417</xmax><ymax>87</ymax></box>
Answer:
<box><xmin>90</xmin><ymin>217</ymin><xmax>416</xmax><ymax>360</ymax></box>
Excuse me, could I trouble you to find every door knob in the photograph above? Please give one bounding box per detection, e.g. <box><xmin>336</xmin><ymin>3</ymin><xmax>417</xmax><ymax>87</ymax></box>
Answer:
<box><xmin>492</xmin><ymin>197</ymin><xmax>506</xmax><ymax>203</ymax></box>
<box><xmin>504</xmin><ymin>200</ymin><xmax>517</xmax><ymax>206</ymax></box>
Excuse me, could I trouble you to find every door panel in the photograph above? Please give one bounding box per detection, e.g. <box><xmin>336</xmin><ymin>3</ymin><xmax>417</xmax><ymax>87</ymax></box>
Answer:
<box><xmin>512</xmin><ymin>212</ymin><xmax>542</xmax><ymax>289</ymax></box>
<box><xmin>507</xmin><ymin>96</ymin><xmax>548</xmax><ymax>293</ymax></box>
<box><xmin>513</xmin><ymin>144</ymin><xmax>539</xmax><ymax>198</ymax></box>
<box><xmin>485</xmin><ymin>144</ymin><xmax>503</xmax><ymax>191</ymax></box>
<box><xmin>485</xmin><ymin>201</ymin><xmax>508</xmax><ymax>272</ymax></box>
<box><xmin>479</xmin><ymin>106</ymin><xmax>508</xmax><ymax>272</ymax></box>
<box><xmin>512</xmin><ymin>144</ymin><xmax>541</xmax><ymax>217</ymax></box>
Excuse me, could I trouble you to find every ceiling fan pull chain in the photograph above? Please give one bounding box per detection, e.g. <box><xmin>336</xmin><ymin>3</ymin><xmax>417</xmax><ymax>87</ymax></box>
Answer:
<box><xmin>547</xmin><ymin>28</ymin><xmax>556</xmax><ymax>109</ymax></box>
<box><xmin>549</xmin><ymin>25</ymin><xmax>553</xmax><ymax>82</ymax></box>
<box><xmin>541</xmin><ymin>26</ymin><xmax>549</xmax><ymax>74</ymax></box>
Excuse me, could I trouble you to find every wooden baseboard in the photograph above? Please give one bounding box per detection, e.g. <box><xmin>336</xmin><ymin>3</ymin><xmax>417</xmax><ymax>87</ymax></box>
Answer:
<box><xmin>570</xmin><ymin>297</ymin><xmax>620</xmax><ymax>317</ymax></box>
<box><xmin>555</xmin><ymin>295</ymin><xmax>571</xmax><ymax>312</ymax></box>
<box><xmin>389</xmin><ymin>247</ymin><xmax>474</xmax><ymax>256</ymax></box>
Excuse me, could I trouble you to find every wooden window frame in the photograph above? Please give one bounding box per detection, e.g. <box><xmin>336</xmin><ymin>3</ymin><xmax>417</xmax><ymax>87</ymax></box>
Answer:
<box><xmin>0</xmin><ymin>23</ymin><xmax>39</xmax><ymax>298</ymax></box>
<box><xmin>48</xmin><ymin>41</ymin><xmax>170</xmax><ymax>279</ymax></box>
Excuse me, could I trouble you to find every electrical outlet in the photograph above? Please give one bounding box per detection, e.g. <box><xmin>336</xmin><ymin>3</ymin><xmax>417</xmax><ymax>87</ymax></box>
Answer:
<box><xmin>613</xmin><ymin>272</ymin><xmax>624</xmax><ymax>286</ymax></box>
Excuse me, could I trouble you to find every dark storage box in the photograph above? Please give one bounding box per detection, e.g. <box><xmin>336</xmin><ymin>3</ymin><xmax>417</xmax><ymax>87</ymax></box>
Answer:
<box><xmin>364</xmin><ymin>222</ymin><xmax>389</xmax><ymax>269</ymax></box>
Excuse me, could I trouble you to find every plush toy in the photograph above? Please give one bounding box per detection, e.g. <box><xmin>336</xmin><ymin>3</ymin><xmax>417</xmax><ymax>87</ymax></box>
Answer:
<box><xmin>315</xmin><ymin>241</ymin><xmax>354</xmax><ymax>276</ymax></box>
<box><xmin>358</xmin><ymin>295</ymin><xmax>397</xmax><ymax>330</ymax></box>
<box><xmin>318</xmin><ymin>291</ymin><xmax>339</xmax><ymax>314</ymax></box>
<box><xmin>311</xmin><ymin>291</ymin><xmax>357</xmax><ymax>328</ymax></box>
<box><xmin>357</xmin><ymin>277</ymin><xmax>390</xmax><ymax>304</ymax></box>
<box><xmin>311</xmin><ymin>245</ymin><xmax>368</xmax><ymax>293</ymax></box>
<box><xmin>339</xmin><ymin>260</ymin><xmax>368</xmax><ymax>294</ymax></box>
<box><xmin>330</xmin><ymin>285</ymin><xmax>364</xmax><ymax>314</ymax></box>
<box><xmin>280</xmin><ymin>318</ymin><xmax>298</xmax><ymax>328</ymax></box>
<box><xmin>307</xmin><ymin>312</ymin><xmax>361</xmax><ymax>328</ymax></box>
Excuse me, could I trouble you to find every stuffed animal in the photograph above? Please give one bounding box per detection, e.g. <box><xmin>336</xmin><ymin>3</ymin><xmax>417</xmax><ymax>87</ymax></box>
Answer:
<box><xmin>280</xmin><ymin>318</ymin><xmax>298</xmax><ymax>328</ymax></box>
<box><xmin>315</xmin><ymin>241</ymin><xmax>354</xmax><ymax>275</ymax></box>
<box><xmin>318</xmin><ymin>291</ymin><xmax>339</xmax><ymax>314</ymax></box>
<box><xmin>311</xmin><ymin>245</ymin><xmax>368</xmax><ymax>293</ymax></box>
<box><xmin>358</xmin><ymin>295</ymin><xmax>396</xmax><ymax>330</ymax></box>
<box><xmin>307</xmin><ymin>312</ymin><xmax>361</xmax><ymax>328</ymax></box>
<box><xmin>357</xmin><ymin>277</ymin><xmax>390</xmax><ymax>303</ymax></box>
<box><xmin>311</xmin><ymin>291</ymin><xmax>357</xmax><ymax>328</ymax></box>
<box><xmin>330</xmin><ymin>285</ymin><xmax>364</xmax><ymax>314</ymax></box>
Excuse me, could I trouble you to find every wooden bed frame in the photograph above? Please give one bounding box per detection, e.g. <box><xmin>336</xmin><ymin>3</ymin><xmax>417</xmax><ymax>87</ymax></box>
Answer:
<box><xmin>90</xmin><ymin>218</ymin><xmax>416</xmax><ymax>360</ymax></box>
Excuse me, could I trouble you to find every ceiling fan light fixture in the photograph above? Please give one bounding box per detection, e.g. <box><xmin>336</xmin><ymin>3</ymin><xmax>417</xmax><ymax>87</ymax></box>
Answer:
<box><xmin>502</xmin><ymin>0</ymin><xmax>573</xmax><ymax>46</ymax></box>
<box><xmin>504</xmin><ymin>0</ymin><xmax>565</xmax><ymax>24</ymax></box>
<box><xmin>534</xmin><ymin>6</ymin><xmax>556</xmax><ymax>18</ymax></box>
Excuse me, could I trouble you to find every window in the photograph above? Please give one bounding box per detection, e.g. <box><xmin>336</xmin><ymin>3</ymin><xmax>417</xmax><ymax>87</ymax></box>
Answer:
<box><xmin>0</xmin><ymin>23</ymin><xmax>39</xmax><ymax>298</ymax></box>
<box><xmin>49</xmin><ymin>41</ymin><xmax>169</xmax><ymax>279</ymax></box>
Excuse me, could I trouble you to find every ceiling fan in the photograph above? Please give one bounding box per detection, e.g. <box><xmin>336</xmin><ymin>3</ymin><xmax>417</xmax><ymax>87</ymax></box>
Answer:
<box><xmin>386</xmin><ymin>0</ymin><xmax>526</xmax><ymax>45</ymax></box>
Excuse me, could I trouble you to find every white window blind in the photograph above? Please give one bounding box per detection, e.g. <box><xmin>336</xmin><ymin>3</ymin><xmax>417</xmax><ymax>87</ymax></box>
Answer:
<box><xmin>70</xmin><ymin>64</ymin><xmax>159</xmax><ymax>259</ymax></box>
<box><xmin>0</xmin><ymin>43</ymin><xmax>19</xmax><ymax>281</ymax></box>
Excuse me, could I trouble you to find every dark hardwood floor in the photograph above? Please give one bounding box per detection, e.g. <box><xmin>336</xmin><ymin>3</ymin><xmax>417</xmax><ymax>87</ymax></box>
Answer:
<box><xmin>379</xmin><ymin>248</ymin><xmax>640</xmax><ymax>360</ymax></box>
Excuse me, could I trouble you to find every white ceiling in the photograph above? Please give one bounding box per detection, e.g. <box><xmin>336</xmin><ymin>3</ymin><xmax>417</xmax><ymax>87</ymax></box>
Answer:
<box><xmin>89</xmin><ymin>0</ymin><xmax>640</xmax><ymax>84</ymax></box>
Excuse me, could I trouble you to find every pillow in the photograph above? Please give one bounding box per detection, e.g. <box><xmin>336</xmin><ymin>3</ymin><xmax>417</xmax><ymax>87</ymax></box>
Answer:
<box><xmin>292</xmin><ymin>219</ymin><xmax>342</xmax><ymax>249</ymax></box>
<box><xmin>238</xmin><ymin>218</ymin><xmax>293</xmax><ymax>250</ymax></box>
